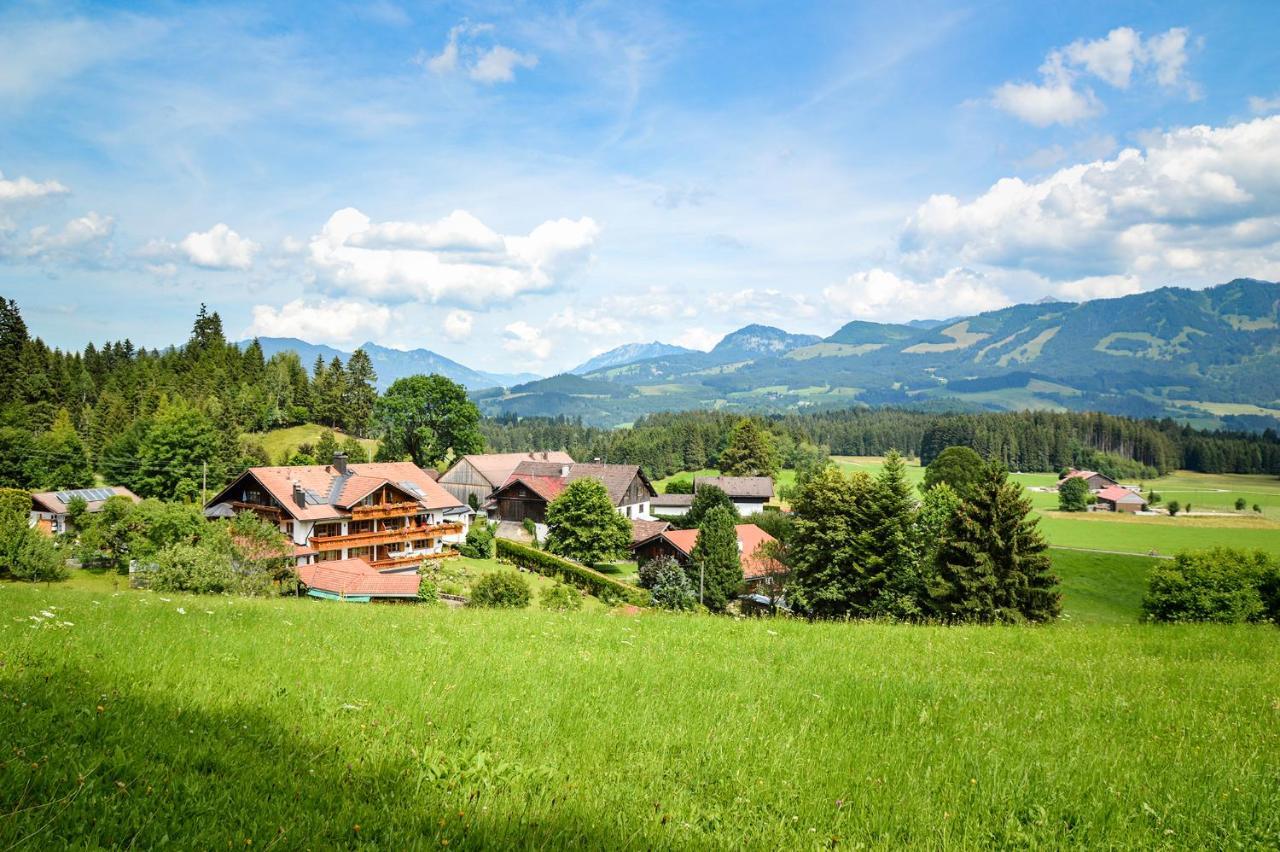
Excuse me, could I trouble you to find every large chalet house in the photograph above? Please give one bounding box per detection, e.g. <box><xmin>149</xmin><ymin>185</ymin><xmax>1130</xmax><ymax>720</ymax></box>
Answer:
<box><xmin>204</xmin><ymin>452</ymin><xmax>469</xmax><ymax>572</ymax></box>
<box><xmin>488</xmin><ymin>460</ymin><xmax>657</xmax><ymax>524</ymax></box>
<box><xmin>439</xmin><ymin>451</ymin><xmax>575</xmax><ymax>507</ymax></box>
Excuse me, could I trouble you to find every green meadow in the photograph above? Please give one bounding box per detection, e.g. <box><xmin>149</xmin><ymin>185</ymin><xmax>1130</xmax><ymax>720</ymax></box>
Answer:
<box><xmin>3</xmin><ymin>567</ymin><xmax>1279</xmax><ymax>849</ymax></box>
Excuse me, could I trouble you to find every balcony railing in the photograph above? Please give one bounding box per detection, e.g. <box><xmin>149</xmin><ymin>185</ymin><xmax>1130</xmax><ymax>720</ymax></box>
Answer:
<box><xmin>350</xmin><ymin>501</ymin><xmax>423</xmax><ymax>520</ymax></box>
<box><xmin>368</xmin><ymin>550</ymin><xmax>454</xmax><ymax>571</ymax></box>
<box><xmin>310</xmin><ymin>522</ymin><xmax>463</xmax><ymax>549</ymax></box>
<box><xmin>230</xmin><ymin>501</ymin><xmax>281</xmax><ymax>516</ymax></box>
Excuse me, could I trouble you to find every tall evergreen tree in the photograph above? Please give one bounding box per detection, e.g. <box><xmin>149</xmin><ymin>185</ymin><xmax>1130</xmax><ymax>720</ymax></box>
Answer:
<box><xmin>929</xmin><ymin>461</ymin><xmax>1061</xmax><ymax>623</ymax></box>
<box><xmin>786</xmin><ymin>467</ymin><xmax>875</xmax><ymax>618</ymax></box>
<box><xmin>343</xmin><ymin>348</ymin><xmax>378</xmax><ymax>436</ymax></box>
<box><xmin>28</xmin><ymin>408</ymin><xmax>93</xmax><ymax>490</ymax></box>
<box><xmin>863</xmin><ymin>450</ymin><xmax>925</xmax><ymax>619</ymax></box>
<box><xmin>717</xmin><ymin>418</ymin><xmax>780</xmax><ymax>477</ymax></box>
<box><xmin>689</xmin><ymin>504</ymin><xmax>743</xmax><ymax>611</ymax></box>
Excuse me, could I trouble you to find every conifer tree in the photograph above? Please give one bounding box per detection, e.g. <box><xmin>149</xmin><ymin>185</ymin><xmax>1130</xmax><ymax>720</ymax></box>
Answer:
<box><xmin>929</xmin><ymin>461</ymin><xmax>1060</xmax><ymax>623</ymax></box>
<box><xmin>863</xmin><ymin>450</ymin><xmax>925</xmax><ymax>619</ymax></box>
<box><xmin>343</xmin><ymin>348</ymin><xmax>378</xmax><ymax>436</ymax></box>
<box><xmin>785</xmin><ymin>467</ymin><xmax>875</xmax><ymax>618</ymax></box>
<box><xmin>689</xmin><ymin>504</ymin><xmax>743</xmax><ymax>611</ymax></box>
<box><xmin>717</xmin><ymin>418</ymin><xmax>780</xmax><ymax>477</ymax></box>
<box><xmin>28</xmin><ymin>409</ymin><xmax>93</xmax><ymax>490</ymax></box>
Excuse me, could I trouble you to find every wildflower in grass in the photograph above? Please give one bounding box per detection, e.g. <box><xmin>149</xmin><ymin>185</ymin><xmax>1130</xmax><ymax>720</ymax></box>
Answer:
<box><xmin>176</xmin><ymin>607</ymin><xmax>186</xmax><ymax>614</ymax></box>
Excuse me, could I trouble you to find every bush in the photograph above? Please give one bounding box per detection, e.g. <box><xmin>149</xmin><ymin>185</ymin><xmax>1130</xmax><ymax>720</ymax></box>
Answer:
<box><xmin>458</xmin><ymin>522</ymin><xmax>495</xmax><ymax>559</ymax></box>
<box><xmin>470</xmin><ymin>571</ymin><xmax>531</xmax><ymax>609</ymax></box>
<box><xmin>417</xmin><ymin>578</ymin><xmax>440</xmax><ymax>604</ymax></box>
<box><xmin>1058</xmin><ymin>476</ymin><xmax>1089</xmax><ymax>512</ymax></box>
<box><xmin>1142</xmin><ymin>548</ymin><xmax>1276</xmax><ymax>623</ymax></box>
<box><xmin>1235</xmin><ymin>497</ymin><xmax>1247</xmax><ymax>511</ymax></box>
<box><xmin>1167</xmin><ymin>500</ymin><xmax>1181</xmax><ymax>517</ymax></box>
<box><xmin>496</xmin><ymin>538</ymin><xmax>648</xmax><ymax>606</ymax></box>
<box><xmin>637</xmin><ymin>555</ymin><xmax>680</xmax><ymax>590</ymax></box>
<box><xmin>0</xmin><ymin>499</ymin><xmax>68</xmax><ymax>582</ymax></box>
<box><xmin>540</xmin><ymin>580</ymin><xmax>584</xmax><ymax>612</ymax></box>
<box><xmin>650</xmin><ymin>560</ymin><xmax>697</xmax><ymax>611</ymax></box>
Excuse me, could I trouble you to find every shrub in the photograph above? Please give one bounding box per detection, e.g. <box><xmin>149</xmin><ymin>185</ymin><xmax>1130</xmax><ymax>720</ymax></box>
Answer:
<box><xmin>1253</xmin><ymin>504</ymin><xmax>1262</xmax><ymax>513</ymax></box>
<box><xmin>1167</xmin><ymin>500</ymin><xmax>1181</xmax><ymax>517</ymax></box>
<box><xmin>1235</xmin><ymin>497</ymin><xmax>1247</xmax><ymax>511</ymax></box>
<box><xmin>1142</xmin><ymin>548</ymin><xmax>1275</xmax><ymax>623</ymax></box>
<box><xmin>637</xmin><ymin>555</ymin><xmax>680</xmax><ymax>590</ymax></box>
<box><xmin>650</xmin><ymin>560</ymin><xmax>697</xmax><ymax>611</ymax></box>
<box><xmin>540</xmin><ymin>580</ymin><xmax>583</xmax><ymax>612</ymax></box>
<box><xmin>470</xmin><ymin>571</ymin><xmax>531</xmax><ymax>609</ymax></box>
<box><xmin>496</xmin><ymin>538</ymin><xmax>648</xmax><ymax>606</ymax></box>
<box><xmin>417</xmin><ymin>579</ymin><xmax>440</xmax><ymax>604</ymax></box>
<box><xmin>0</xmin><ymin>496</ymin><xmax>68</xmax><ymax>582</ymax></box>
<box><xmin>521</xmin><ymin>517</ymin><xmax>538</xmax><ymax>542</ymax></box>
<box><xmin>458</xmin><ymin>522</ymin><xmax>495</xmax><ymax>559</ymax></box>
<box><xmin>1057</xmin><ymin>476</ymin><xmax>1089</xmax><ymax>512</ymax></box>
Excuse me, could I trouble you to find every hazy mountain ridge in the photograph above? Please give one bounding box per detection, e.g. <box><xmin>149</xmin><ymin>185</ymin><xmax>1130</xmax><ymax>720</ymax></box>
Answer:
<box><xmin>246</xmin><ymin>338</ymin><xmax>538</xmax><ymax>391</ymax></box>
<box><xmin>476</xmin><ymin>279</ymin><xmax>1280</xmax><ymax>428</ymax></box>
<box><xmin>570</xmin><ymin>341</ymin><xmax>697</xmax><ymax>374</ymax></box>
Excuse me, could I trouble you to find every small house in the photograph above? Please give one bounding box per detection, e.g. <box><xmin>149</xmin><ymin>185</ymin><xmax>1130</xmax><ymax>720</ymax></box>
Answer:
<box><xmin>693</xmin><ymin>476</ymin><xmax>774</xmax><ymax>515</ymax></box>
<box><xmin>438</xmin><ymin>451</ymin><xmax>574</xmax><ymax>507</ymax></box>
<box><xmin>489</xmin><ymin>461</ymin><xmax>657</xmax><ymax>525</ymax></box>
<box><xmin>631</xmin><ymin>523</ymin><xmax>784</xmax><ymax>593</ymax></box>
<box><xmin>651</xmin><ymin>492</ymin><xmax>694</xmax><ymax>517</ymax></box>
<box><xmin>1059</xmin><ymin>469</ymin><xmax>1119</xmax><ymax>492</ymax></box>
<box><xmin>1094</xmin><ymin>486</ymin><xmax>1148</xmax><ymax>513</ymax></box>
<box><xmin>29</xmin><ymin>486</ymin><xmax>141</xmax><ymax>535</ymax></box>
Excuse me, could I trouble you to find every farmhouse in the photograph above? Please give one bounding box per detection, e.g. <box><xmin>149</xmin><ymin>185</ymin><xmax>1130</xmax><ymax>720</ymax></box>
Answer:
<box><xmin>29</xmin><ymin>486</ymin><xmax>140</xmax><ymax>535</ymax></box>
<box><xmin>296</xmin><ymin>557</ymin><xmax>421</xmax><ymax>602</ymax></box>
<box><xmin>439</xmin><ymin>451</ymin><xmax>574</xmax><ymax>507</ymax></box>
<box><xmin>632</xmin><ymin>523</ymin><xmax>784</xmax><ymax>592</ymax></box>
<box><xmin>1093</xmin><ymin>485</ymin><xmax>1149</xmax><ymax>513</ymax></box>
<box><xmin>693</xmin><ymin>476</ymin><xmax>774</xmax><ymax>514</ymax></box>
<box><xmin>204</xmin><ymin>452</ymin><xmax>469</xmax><ymax>572</ymax></box>
<box><xmin>1059</xmin><ymin>469</ymin><xmax>1119</xmax><ymax>492</ymax></box>
<box><xmin>489</xmin><ymin>461</ymin><xmax>657</xmax><ymax>524</ymax></box>
<box><xmin>650</xmin><ymin>492</ymin><xmax>695</xmax><ymax>516</ymax></box>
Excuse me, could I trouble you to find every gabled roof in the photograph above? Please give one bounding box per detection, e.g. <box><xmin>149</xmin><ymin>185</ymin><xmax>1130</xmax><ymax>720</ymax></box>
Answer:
<box><xmin>694</xmin><ymin>476</ymin><xmax>774</xmax><ymax>500</ymax></box>
<box><xmin>1062</xmin><ymin>469</ymin><xmax>1116</xmax><ymax>484</ymax></box>
<box><xmin>495</xmin><ymin>461</ymin><xmax>656</xmax><ymax>507</ymax></box>
<box><xmin>1096</xmin><ymin>485</ymin><xmax>1146</xmax><ymax>503</ymax></box>
<box><xmin>652</xmin><ymin>493</ymin><xmax>695</xmax><ymax>507</ymax></box>
<box><xmin>630</xmin><ymin>519</ymin><xmax>670</xmax><ymax>545</ymax></box>
<box><xmin>30</xmin><ymin>486</ymin><xmax>140</xmax><ymax>515</ymax></box>
<box><xmin>633</xmin><ymin>523</ymin><xmax>783</xmax><ymax>581</ymax></box>
<box><xmin>206</xmin><ymin>461</ymin><xmax>463</xmax><ymax>521</ymax></box>
<box><xmin>298</xmin><ymin>558</ymin><xmax>421</xmax><ymax>598</ymax></box>
<box><xmin>449</xmin><ymin>451</ymin><xmax>574</xmax><ymax>488</ymax></box>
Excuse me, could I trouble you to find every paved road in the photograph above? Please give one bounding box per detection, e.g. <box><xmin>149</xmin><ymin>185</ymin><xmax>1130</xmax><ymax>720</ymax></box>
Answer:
<box><xmin>1049</xmin><ymin>545</ymin><xmax>1171</xmax><ymax>560</ymax></box>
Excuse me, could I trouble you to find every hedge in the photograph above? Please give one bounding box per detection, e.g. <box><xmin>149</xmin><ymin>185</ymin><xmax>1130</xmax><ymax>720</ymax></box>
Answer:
<box><xmin>496</xmin><ymin>538</ymin><xmax>648</xmax><ymax>607</ymax></box>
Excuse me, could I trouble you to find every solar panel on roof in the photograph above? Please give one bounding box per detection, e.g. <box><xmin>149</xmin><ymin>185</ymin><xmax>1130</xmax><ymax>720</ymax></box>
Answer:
<box><xmin>303</xmin><ymin>489</ymin><xmax>325</xmax><ymax>506</ymax></box>
<box><xmin>54</xmin><ymin>487</ymin><xmax>117</xmax><ymax>504</ymax></box>
<box><xmin>398</xmin><ymin>481</ymin><xmax>424</xmax><ymax>497</ymax></box>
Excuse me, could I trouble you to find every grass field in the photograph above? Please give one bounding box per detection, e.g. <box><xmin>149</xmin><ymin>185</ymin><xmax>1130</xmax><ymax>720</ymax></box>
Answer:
<box><xmin>658</xmin><ymin>458</ymin><xmax>1280</xmax><ymax>556</ymax></box>
<box><xmin>245</xmin><ymin>424</ymin><xmax>379</xmax><ymax>464</ymax></box>
<box><xmin>2</xmin><ymin>575</ymin><xmax>1277</xmax><ymax>848</ymax></box>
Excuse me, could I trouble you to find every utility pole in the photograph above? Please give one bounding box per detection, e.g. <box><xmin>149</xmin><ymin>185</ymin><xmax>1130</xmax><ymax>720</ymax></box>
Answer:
<box><xmin>699</xmin><ymin>561</ymin><xmax>704</xmax><ymax>606</ymax></box>
<box><xmin>201</xmin><ymin>461</ymin><xmax>207</xmax><ymax>506</ymax></box>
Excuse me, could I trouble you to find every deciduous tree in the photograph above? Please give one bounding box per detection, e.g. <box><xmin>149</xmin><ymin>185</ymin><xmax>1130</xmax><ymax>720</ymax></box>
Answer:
<box><xmin>374</xmin><ymin>375</ymin><xmax>483</xmax><ymax>467</ymax></box>
<box><xmin>544</xmin><ymin>478</ymin><xmax>632</xmax><ymax>565</ymax></box>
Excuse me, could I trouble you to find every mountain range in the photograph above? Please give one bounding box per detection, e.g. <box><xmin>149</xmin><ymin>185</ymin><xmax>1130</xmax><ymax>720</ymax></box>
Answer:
<box><xmin>245</xmin><ymin>338</ymin><xmax>538</xmax><ymax>391</ymax></box>
<box><xmin>472</xmin><ymin>279</ymin><xmax>1280</xmax><ymax>430</ymax></box>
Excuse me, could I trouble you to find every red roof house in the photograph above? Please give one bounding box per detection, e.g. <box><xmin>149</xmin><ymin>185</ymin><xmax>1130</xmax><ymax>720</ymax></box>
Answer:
<box><xmin>297</xmin><ymin>558</ymin><xmax>421</xmax><ymax>601</ymax></box>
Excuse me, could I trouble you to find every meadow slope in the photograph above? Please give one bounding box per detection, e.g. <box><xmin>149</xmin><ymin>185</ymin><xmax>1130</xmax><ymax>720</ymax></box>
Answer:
<box><xmin>2</xmin><ymin>579</ymin><xmax>1278</xmax><ymax>849</ymax></box>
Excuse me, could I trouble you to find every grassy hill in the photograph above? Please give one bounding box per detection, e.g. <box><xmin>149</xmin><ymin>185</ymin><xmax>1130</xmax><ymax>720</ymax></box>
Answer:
<box><xmin>2</xmin><ymin>575</ymin><xmax>1277</xmax><ymax>847</ymax></box>
<box><xmin>245</xmin><ymin>424</ymin><xmax>379</xmax><ymax>464</ymax></box>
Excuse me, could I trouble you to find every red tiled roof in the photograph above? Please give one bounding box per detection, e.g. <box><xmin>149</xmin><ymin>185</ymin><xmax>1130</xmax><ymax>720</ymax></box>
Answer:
<box><xmin>206</xmin><ymin>460</ymin><xmax>463</xmax><ymax>521</ymax></box>
<box><xmin>297</xmin><ymin>558</ymin><xmax>421</xmax><ymax>598</ymax></box>
<box><xmin>636</xmin><ymin>524</ymin><xmax>782</xmax><ymax>580</ymax></box>
<box><xmin>499</xmin><ymin>474</ymin><xmax>570</xmax><ymax>503</ymax></box>
<box><xmin>1096</xmin><ymin>485</ymin><xmax>1146</xmax><ymax>503</ymax></box>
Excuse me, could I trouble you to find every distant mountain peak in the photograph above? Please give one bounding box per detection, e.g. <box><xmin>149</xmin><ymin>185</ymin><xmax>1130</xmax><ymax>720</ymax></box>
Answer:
<box><xmin>571</xmin><ymin>341</ymin><xmax>696</xmax><ymax>374</ymax></box>
<box><xmin>711</xmin><ymin>324</ymin><xmax>821</xmax><ymax>358</ymax></box>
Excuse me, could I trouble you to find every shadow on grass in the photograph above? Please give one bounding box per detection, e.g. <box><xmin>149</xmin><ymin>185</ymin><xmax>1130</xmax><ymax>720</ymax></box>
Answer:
<box><xmin>0</xmin><ymin>662</ymin><xmax>651</xmax><ymax>849</ymax></box>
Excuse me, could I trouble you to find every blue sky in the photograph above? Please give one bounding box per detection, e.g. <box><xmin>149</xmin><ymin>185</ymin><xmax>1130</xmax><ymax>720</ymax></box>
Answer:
<box><xmin>1</xmin><ymin>1</ymin><xmax>1278</xmax><ymax>373</ymax></box>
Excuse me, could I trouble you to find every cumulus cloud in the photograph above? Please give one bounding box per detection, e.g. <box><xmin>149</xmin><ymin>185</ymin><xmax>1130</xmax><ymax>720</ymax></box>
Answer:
<box><xmin>244</xmin><ymin>298</ymin><xmax>392</xmax><ymax>346</ymax></box>
<box><xmin>823</xmin><ymin>268</ymin><xmax>1011</xmax><ymax>322</ymax></box>
<box><xmin>710</xmin><ymin>288</ymin><xmax>817</xmax><ymax>319</ymax></box>
<box><xmin>308</xmin><ymin>207</ymin><xmax>600</xmax><ymax>307</ymax></box>
<box><xmin>0</xmin><ymin>170</ymin><xmax>69</xmax><ymax>203</ymax></box>
<box><xmin>443</xmin><ymin>309</ymin><xmax>473</xmax><ymax>342</ymax></box>
<box><xmin>671</xmin><ymin>327</ymin><xmax>722</xmax><ymax>352</ymax></box>
<box><xmin>898</xmin><ymin>115</ymin><xmax>1280</xmax><ymax>283</ymax></box>
<box><xmin>994</xmin><ymin>27</ymin><xmax>1197</xmax><ymax>126</ymax></box>
<box><xmin>1055</xmin><ymin>274</ymin><xmax>1144</xmax><ymax>302</ymax></box>
<box><xmin>502</xmin><ymin>320</ymin><xmax>551</xmax><ymax>360</ymax></box>
<box><xmin>1</xmin><ymin>211</ymin><xmax>114</xmax><ymax>263</ymax></box>
<box><xmin>417</xmin><ymin>23</ymin><xmax>537</xmax><ymax>85</ymax></box>
<box><xmin>179</xmin><ymin>223</ymin><xmax>259</xmax><ymax>270</ymax></box>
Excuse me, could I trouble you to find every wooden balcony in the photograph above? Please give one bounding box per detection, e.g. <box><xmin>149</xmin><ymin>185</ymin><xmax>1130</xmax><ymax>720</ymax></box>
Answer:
<box><xmin>310</xmin><ymin>522</ymin><xmax>463</xmax><ymax>550</ymax></box>
<box><xmin>369</xmin><ymin>551</ymin><xmax>454</xmax><ymax>571</ymax></box>
<box><xmin>230</xmin><ymin>501</ymin><xmax>281</xmax><ymax>516</ymax></box>
<box><xmin>351</xmin><ymin>501</ymin><xmax>422</xmax><ymax>521</ymax></box>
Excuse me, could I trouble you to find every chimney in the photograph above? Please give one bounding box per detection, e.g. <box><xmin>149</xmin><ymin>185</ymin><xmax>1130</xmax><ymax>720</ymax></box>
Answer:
<box><xmin>333</xmin><ymin>452</ymin><xmax>348</xmax><ymax>476</ymax></box>
<box><xmin>540</xmin><ymin>451</ymin><xmax>548</xmax><ymax>460</ymax></box>
<box><xmin>560</xmin><ymin>464</ymin><xmax>571</xmax><ymax>478</ymax></box>
<box><xmin>293</xmin><ymin>482</ymin><xmax>307</xmax><ymax>509</ymax></box>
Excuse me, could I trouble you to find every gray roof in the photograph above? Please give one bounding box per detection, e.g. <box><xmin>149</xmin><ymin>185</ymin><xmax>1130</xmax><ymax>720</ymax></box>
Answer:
<box><xmin>694</xmin><ymin>476</ymin><xmax>774</xmax><ymax>500</ymax></box>
<box><xmin>652</xmin><ymin>492</ymin><xmax>695</xmax><ymax>506</ymax></box>
<box><xmin>508</xmin><ymin>460</ymin><xmax>655</xmax><ymax>506</ymax></box>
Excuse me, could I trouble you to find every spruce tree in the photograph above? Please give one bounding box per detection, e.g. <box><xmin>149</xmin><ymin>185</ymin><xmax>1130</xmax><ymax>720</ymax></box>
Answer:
<box><xmin>690</xmin><ymin>504</ymin><xmax>742</xmax><ymax>611</ymax></box>
<box><xmin>717</xmin><ymin>418</ymin><xmax>780</xmax><ymax>477</ymax></box>
<box><xmin>343</xmin><ymin>348</ymin><xmax>378</xmax><ymax>436</ymax></box>
<box><xmin>863</xmin><ymin>450</ymin><xmax>925</xmax><ymax>619</ymax></box>
<box><xmin>929</xmin><ymin>461</ymin><xmax>1060</xmax><ymax>623</ymax></box>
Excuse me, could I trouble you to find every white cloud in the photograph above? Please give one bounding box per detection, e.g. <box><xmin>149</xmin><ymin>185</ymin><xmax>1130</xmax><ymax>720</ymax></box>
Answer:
<box><xmin>671</xmin><ymin>327</ymin><xmax>722</xmax><ymax>352</ymax></box>
<box><xmin>308</xmin><ymin>207</ymin><xmax>600</xmax><ymax>307</ymax></box>
<box><xmin>1055</xmin><ymin>274</ymin><xmax>1143</xmax><ymax>301</ymax></box>
<box><xmin>0</xmin><ymin>170</ymin><xmax>69</xmax><ymax>203</ymax></box>
<box><xmin>469</xmin><ymin>45</ymin><xmax>538</xmax><ymax>84</ymax></box>
<box><xmin>179</xmin><ymin>223</ymin><xmax>259</xmax><ymax>270</ymax></box>
<box><xmin>994</xmin><ymin>26</ymin><xmax>1197</xmax><ymax>126</ymax></box>
<box><xmin>443</xmin><ymin>309</ymin><xmax>473</xmax><ymax>342</ymax></box>
<box><xmin>546</xmin><ymin>306</ymin><xmax>625</xmax><ymax>337</ymax></box>
<box><xmin>3</xmin><ymin>211</ymin><xmax>114</xmax><ymax>262</ymax></box>
<box><xmin>823</xmin><ymin>268</ymin><xmax>1011</xmax><ymax>322</ymax></box>
<box><xmin>898</xmin><ymin>115</ymin><xmax>1280</xmax><ymax>283</ymax></box>
<box><xmin>502</xmin><ymin>320</ymin><xmax>551</xmax><ymax>360</ymax></box>
<box><xmin>710</xmin><ymin>288</ymin><xmax>817</xmax><ymax>319</ymax></box>
<box><xmin>417</xmin><ymin>23</ymin><xmax>537</xmax><ymax>85</ymax></box>
<box><xmin>1250</xmin><ymin>94</ymin><xmax>1280</xmax><ymax>115</ymax></box>
<box><xmin>244</xmin><ymin>298</ymin><xmax>391</xmax><ymax>346</ymax></box>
